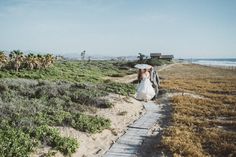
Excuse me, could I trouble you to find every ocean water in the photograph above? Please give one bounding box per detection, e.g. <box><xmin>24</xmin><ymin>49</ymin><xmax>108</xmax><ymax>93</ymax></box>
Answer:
<box><xmin>192</xmin><ymin>58</ymin><xmax>236</xmax><ymax>67</ymax></box>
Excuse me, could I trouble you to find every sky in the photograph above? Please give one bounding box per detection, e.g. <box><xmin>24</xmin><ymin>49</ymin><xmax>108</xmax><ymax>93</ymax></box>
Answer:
<box><xmin>0</xmin><ymin>0</ymin><xmax>236</xmax><ymax>58</ymax></box>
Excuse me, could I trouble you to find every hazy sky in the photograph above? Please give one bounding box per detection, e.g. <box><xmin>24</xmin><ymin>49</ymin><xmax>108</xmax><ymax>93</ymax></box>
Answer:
<box><xmin>0</xmin><ymin>0</ymin><xmax>235</xmax><ymax>58</ymax></box>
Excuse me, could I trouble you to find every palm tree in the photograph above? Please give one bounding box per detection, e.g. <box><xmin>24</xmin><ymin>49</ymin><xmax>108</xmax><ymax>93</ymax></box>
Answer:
<box><xmin>9</xmin><ymin>50</ymin><xmax>24</xmax><ymax>72</ymax></box>
<box><xmin>26</xmin><ymin>53</ymin><xmax>37</xmax><ymax>70</ymax></box>
<box><xmin>42</xmin><ymin>54</ymin><xmax>54</xmax><ymax>68</ymax></box>
<box><xmin>35</xmin><ymin>54</ymin><xmax>43</xmax><ymax>69</ymax></box>
<box><xmin>0</xmin><ymin>51</ymin><xmax>7</xmax><ymax>69</ymax></box>
<box><xmin>81</xmin><ymin>50</ymin><xmax>86</xmax><ymax>60</ymax></box>
<box><xmin>137</xmin><ymin>53</ymin><xmax>145</xmax><ymax>62</ymax></box>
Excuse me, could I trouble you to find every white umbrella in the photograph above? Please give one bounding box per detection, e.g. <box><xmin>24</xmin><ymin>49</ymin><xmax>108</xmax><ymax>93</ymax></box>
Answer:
<box><xmin>134</xmin><ymin>64</ymin><xmax>152</xmax><ymax>69</ymax></box>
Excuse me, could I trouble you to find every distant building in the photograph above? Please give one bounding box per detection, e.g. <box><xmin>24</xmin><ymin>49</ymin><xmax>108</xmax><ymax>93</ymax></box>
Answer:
<box><xmin>150</xmin><ymin>53</ymin><xmax>162</xmax><ymax>59</ymax></box>
<box><xmin>150</xmin><ymin>53</ymin><xmax>174</xmax><ymax>61</ymax></box>
<box><xmin>160</xmin><ymin>55</ymin><xmax>174</xmax><ymax>61</ymax></box>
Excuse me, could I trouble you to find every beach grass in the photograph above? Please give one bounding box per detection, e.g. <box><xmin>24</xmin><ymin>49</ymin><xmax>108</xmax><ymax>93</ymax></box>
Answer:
<box><xmin>159</xmin><ymin>64</ymin><xmax>236</xmax><ymax>157</ymax></box>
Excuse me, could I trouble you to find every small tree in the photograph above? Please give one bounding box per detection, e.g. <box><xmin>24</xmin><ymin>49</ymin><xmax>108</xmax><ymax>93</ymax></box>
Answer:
<box><xmin>81</xmin><ymin>50</ymin><xmax>86</xmax><ymax>60</ymax></box>
<box><xmin>0</xmin><ymin>51</ymin><xmax>7</xmax><ymax>69</ymax></box>
<box><xmin>26</xmin><ymin>53</ymin><xmax>36</xmax><ymax>70</ymax></box>
<box><xmin>9</xmin><ymin>50</ymin><xmax>24</xmax><ymax>72</ymax></box>
<box><xmin>35</xmin><ymin>54</ymin><xmax>43</xmax><ymax>69</ymax></box>
<box><xmin>42</xmin><ymin>54</ymin><xmax>54</xmax><ymax>68</ymax></box>
<box><xmin>88</xmin><ymin>56</ymin><xmax>91</xmax><ymax>62</ymax></box>
<box><xmin>137</xmin><ymin>53</ymin><xmax>145</xmax><ymax>62</ymax></box>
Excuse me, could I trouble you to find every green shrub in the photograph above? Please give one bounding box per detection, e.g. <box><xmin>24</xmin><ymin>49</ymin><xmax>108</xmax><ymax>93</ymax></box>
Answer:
<box><xmin>109</xmin><ymin>73</ymin><xmax>126</xmax><ymax>77</ymax></box>
<box><xmin>34</xmin><ymin>110</ymin><xmax>72</xmax><ymax>126</ymax></box>
<box><xmin>53</xmin><ymin>136</ymin><xmax>79</xmax><ymax>156</ymax></box>
<box><xmin>41</xmin><ymin>150</ymin><xmax>57</xmax><ymax>157</ymax></box>
<box><xmin>0</xmin><ymin>84</ymin><xmax>8</xmax><ymax>93</ymax></box>
<box><xmin>102</xmin><ymin>82</ymin><xmax>136</xmax><ymax>96</ymax></box>
<box><xmin>29</xmin><ymin>125</ymin><xmax>79</xmax><ymax>156</ymax></box>
<box><xmin>0</xmin><ymin>127</ymin><xmax>37</xmax><ymax>157</ymax></box>
<box><xmin>146</xmin><ymin>58</ymin><xmax>172</xmax><ymax>66</ymax></box>
<box><xmin>70</xmin><ymin>88</ymin><xmax>110</xmax><ymax>108</ymax></box>
<box><xmin>71</xmin><ymin>113</ymin><xmax>111</xmax><ymax>133</ymax></box>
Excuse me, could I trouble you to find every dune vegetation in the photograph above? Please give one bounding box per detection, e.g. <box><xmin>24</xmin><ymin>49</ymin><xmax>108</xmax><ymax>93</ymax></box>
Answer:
<box><xmin>0</xmin><ymin>51</ymin><xmax>139</xmax><ymax>156</ymax></box>
<box><xmin>159</xmin><ymin>64</ymin><xmax>236</xmax><ymax>157</ymax></box>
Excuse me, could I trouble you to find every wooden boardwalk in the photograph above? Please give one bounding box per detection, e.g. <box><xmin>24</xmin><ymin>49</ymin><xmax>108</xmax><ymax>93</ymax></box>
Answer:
<box><xmin>103</xmin><ymin>102</ymin><xmax>161</xmax><ymax>157</ymax></box>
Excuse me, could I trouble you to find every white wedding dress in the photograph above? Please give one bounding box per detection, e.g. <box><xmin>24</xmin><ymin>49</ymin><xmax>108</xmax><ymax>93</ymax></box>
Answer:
<box><xmin>135</xmin><ymin>75</ymin><xmax>155</xmax><ymax>101</ymax></box>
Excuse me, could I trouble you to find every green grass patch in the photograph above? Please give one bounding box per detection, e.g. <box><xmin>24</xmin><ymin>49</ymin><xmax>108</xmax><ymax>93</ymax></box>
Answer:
<box><xmin>28</xmin><ymin>125</ymin><xmax>79</xmax><ymax>155</ymax></box>
<box><xmin>0</xmin><ymin>127</ymin><xmax>37</xmax><ymax>157</ymax></box>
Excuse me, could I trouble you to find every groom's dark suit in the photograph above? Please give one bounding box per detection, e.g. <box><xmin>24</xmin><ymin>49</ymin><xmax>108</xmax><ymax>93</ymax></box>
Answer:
<box><xmin>150</xmin><ymin>66</ymin><xmax>160</xmax><ymax>99</ymax></box>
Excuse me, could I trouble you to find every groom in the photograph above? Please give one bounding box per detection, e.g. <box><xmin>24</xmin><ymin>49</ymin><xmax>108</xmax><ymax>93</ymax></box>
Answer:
<box><xmin>150</xmin><ymin>66</ymin><xmax>160</xmax><ymax>99</ymax></box>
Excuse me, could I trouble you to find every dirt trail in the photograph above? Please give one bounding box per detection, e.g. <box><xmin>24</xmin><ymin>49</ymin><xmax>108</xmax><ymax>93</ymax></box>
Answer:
<box><xmin>106</xmin><ymin>63</ymin><xmax>178</xmax><ymax>84</ymax></box>
<box><xmin>107</xmin><ymin>73</ymin><xmax>137</xmax><ymax>84</ymax></box>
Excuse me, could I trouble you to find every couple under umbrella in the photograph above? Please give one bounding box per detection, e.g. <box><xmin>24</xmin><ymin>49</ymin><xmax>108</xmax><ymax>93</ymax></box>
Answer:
<box><xmin>134</xmin><ymin>64</ymin><xmax>160</xmax><ymax>101</ymax></box>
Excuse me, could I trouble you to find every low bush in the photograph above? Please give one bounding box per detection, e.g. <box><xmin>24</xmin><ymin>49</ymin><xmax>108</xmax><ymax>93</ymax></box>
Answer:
<box><xmin>108</xmin><ymin>73</ymin><xmax>126</xmax><ymax>77</ymax></box>
<box><xmin>0</xmin><ymin>84</ymin><xmax>8</xmax><ymax>93</ymax></box>
<box><xmin>28</xmin><ymin>125</ymin><xmax>79</xmax><ymax>156</ymax></box>
<box><xmin>0</xmin><ymin>127</ymin><xmax>37</xmax><ymax>157</ymax></box>
<box><xmin>146</xmin><ymin>58</ymin><xmax>172</xmax><ymax>66</ymax></box>
<box><xmin>71</xmin><ymin>113</ymin><xmax>111</xmax><ymax>133</ymax></box>
<box><xmin>70</xmin><ymin>89</ymin><xmax>110</xmax><ymax>108</ymax></box>
<box><xmin>102</xmin><ymin>82</ymin><xmax>136</xmax><ymax>96</ymax></box>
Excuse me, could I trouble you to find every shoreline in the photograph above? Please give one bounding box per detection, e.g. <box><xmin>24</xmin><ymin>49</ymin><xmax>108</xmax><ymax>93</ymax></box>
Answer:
<box><xmin>192</xmin><ymin>63</ymin><xmax>236</xmax><ymax>70</ymax></box>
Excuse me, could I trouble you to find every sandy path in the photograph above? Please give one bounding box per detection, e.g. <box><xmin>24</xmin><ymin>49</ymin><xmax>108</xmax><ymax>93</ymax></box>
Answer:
<box><xmin>103</xmin><ymin>102</ymin><xmax>162</xmax><ymax>157</ymax></box>
<box><xmin>104</xmin><ymin>74</ymin><xmax>137</xmax><ymax>84</ymax></box>
<box><xmin>158</xmin><ymin>63</ymin><xmax>179</xmax><ymax>72</ymax></box>
<box><xmin>106</xmin><ymin>63</ymin><xmax>179</xmax><ymax>84</ymax></box>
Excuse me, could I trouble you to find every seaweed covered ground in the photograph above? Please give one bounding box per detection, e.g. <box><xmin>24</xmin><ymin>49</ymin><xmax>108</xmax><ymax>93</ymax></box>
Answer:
<box><xmin>158</xmin><ymin>64</ymin><xmax>236</xmax><ymax>157</ymax></box>
<box><xmin>0</xmin><ymin>60</ymin><xmax>137</xmax><ymax>156</ymax></box>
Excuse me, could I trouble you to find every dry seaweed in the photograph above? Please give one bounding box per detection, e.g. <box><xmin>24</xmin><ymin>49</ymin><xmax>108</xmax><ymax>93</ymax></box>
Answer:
<box><xmin>159</xmin><ymin>64</ymin><xmax>236</xmax><ymax>157</ymax></box>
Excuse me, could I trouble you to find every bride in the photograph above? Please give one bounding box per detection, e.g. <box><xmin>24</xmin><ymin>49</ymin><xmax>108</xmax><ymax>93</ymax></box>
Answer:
<box><xmin>135</xmin><ymin>68</ymin><xmax>155</xmax><ymax>101</ymax></box>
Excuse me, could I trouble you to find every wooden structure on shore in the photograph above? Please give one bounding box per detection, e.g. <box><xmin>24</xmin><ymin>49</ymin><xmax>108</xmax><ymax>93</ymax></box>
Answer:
<box><xmin>150</xmin><ymin>53</ymin><xmax>161</xmax><ymax>59</ymax></box>
<box><xmin>150</xmin><ymin>53</ymin><xmax>174</xmax><ymax>61</ymax></box>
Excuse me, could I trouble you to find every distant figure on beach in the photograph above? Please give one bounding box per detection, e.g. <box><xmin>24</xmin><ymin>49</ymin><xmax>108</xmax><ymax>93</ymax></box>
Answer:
<box><xmin>135</xmin><ymin>68</ymin><xmax>155</xmax><ymax>101</ymax></box>
<box><xmin>150</xmin><ymin>66</ymin><xmax>160</xmax><ymax>99</ymax></box>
